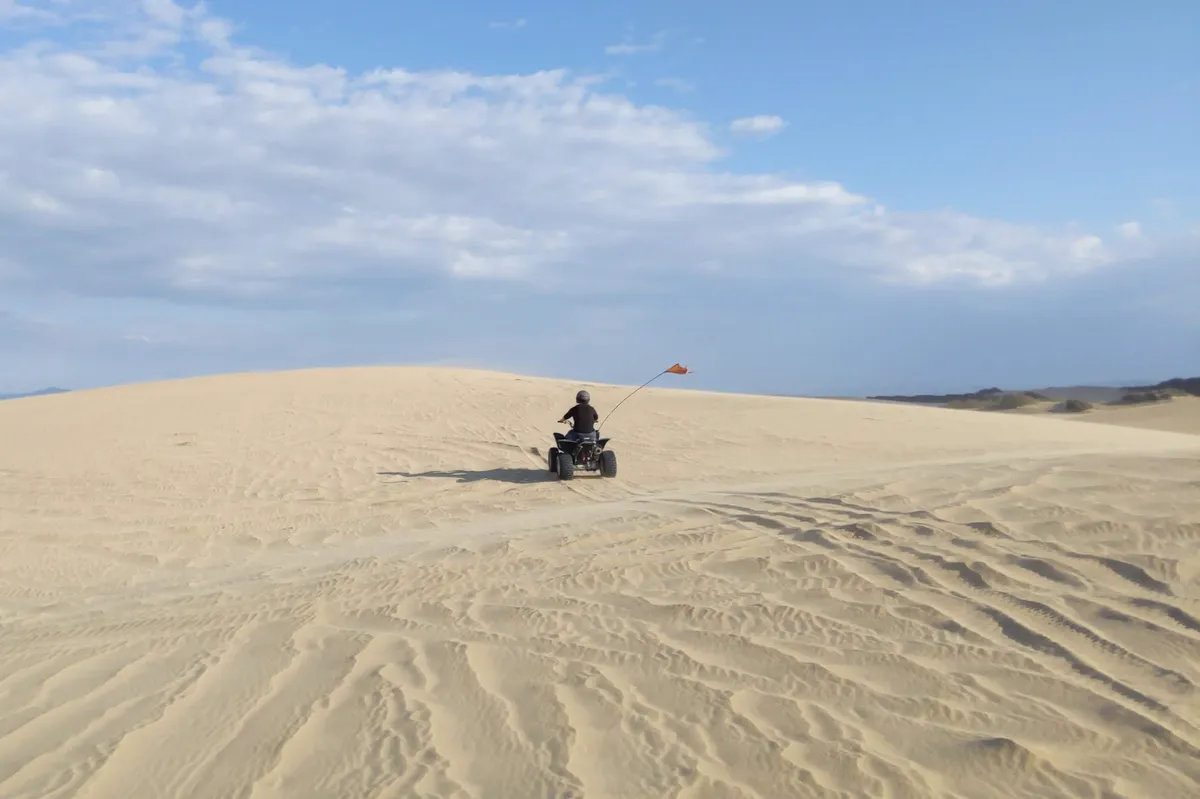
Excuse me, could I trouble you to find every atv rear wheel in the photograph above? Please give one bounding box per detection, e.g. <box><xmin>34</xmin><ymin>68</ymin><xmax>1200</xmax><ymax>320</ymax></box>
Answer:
<box><xmin>547</xmin><ymin>447</ymin><xmax>559</xmax><ymax>472</ymax></box>
<box><xmin>599</xmin><ymin>449</ymin><xmax>617</xmax><ymax>478</ymax></box>
<box><xmin>556</xmin><ymin>451</ymin><xmax>575</xmax><ymax>480</ymax></box>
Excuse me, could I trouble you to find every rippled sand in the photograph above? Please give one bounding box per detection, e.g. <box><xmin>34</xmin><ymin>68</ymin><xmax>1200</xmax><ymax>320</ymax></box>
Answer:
<box><xmin>2</xmin><ymin>368</ymin><xmax>1198</xmax><ymax>798</ymax></box>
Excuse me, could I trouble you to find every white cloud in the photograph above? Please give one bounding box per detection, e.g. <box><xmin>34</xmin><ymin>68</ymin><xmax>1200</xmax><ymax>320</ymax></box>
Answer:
<box><xmin>605</xmin><ymin>31</ymin><xmax>667</xmax><ymax>55</ymax></box>
<box><xmin>488</xmin><ymin>18</ymin><xmax>526</xmax><ymax>30</ymax></box>
<box><xmin>730</xmin><ymin>115</ymin><xmax>787</xmax><ymax>135</ymax></box>
<box><xmin>654</xmin><ymin>76</ymin><xmax>694</xmax><ymax>93</ymax></box>
<box><xmin>0</xmin><ymin>0</ymin><xmax>58</xmax><ymax>23</ymax></box>
<box><xmin>0</xmin><ymin>0</ymin><xmax>1183</xmax><ymax>308</ymax></box>
<box><xmin>0</xmin><ymin>0</ymin><xmax>31</xmax><ymax>20</ymax></box>
<box><xmin>1116</xmin><ymin>221</ymin><xmax>1142</xmax><ymax>239</ymax></box>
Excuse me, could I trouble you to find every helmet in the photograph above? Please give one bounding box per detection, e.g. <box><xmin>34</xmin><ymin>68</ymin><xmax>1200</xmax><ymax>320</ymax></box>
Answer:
<box><xmin>576</xmin><ymin>390</ymin><xmax>590</xmax><ymax>403</ymax></box>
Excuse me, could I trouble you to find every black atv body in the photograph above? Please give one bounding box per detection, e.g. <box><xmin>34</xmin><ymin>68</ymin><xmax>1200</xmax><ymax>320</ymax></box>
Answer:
<box><xmin>547</xmin><ymin>430</ymin><xmax>617</xmax><ymax>480</ymax></box>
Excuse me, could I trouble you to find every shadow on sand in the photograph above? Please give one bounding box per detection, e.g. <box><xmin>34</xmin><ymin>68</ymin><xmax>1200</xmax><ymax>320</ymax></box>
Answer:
<box><xmin>378</xmin><ymin>468</ymin><xmax>553</xmax><ymax>485</ymax></box>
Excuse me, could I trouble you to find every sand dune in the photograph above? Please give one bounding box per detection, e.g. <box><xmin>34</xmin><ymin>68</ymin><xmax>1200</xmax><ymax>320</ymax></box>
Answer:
<box><xmin>2</xmin><ymin>367</ymin><xmax>1199</xmax><ymax>799</ymax></box>
<box><xmin>1069</xmin><ymin>396</ymin><xmax>1200</xmax><ymax>436</ymax></box>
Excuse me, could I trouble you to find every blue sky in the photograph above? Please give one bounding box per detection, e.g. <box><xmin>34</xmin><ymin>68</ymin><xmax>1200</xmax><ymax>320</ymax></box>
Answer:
<box><xmin>205</xmin><ymin>0</ymin><xmax>1198</xmax><ymax>227</ymax></box>
<box><xmin>1</xmin><ymin>0</ymin><xmax>1196</xmax><ymax>396</ymax></box>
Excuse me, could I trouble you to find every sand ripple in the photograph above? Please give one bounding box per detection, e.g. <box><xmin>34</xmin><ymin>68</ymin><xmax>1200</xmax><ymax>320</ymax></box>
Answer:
<box><xmin>2</xmin><ymin>369</ymin><xmax>1199</xmax><ymax>798</ymax></box>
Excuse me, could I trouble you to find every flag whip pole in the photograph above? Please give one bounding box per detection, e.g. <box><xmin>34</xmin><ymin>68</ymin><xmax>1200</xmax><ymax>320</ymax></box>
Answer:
<box><xmin>599</xmin><ymin>363</ymin><xmax>689</xmax><ymax>431</ymax></box>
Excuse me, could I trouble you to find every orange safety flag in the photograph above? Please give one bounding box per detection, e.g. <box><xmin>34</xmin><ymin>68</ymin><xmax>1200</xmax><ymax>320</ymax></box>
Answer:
<box><xmin>601</xmin><ymin>362</ymin><xmax>691</xmax><ymax>429</ymax></box>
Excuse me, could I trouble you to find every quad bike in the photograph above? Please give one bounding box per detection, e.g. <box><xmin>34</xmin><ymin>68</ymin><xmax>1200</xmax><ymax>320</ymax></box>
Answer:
<box><xmin>547</xmin><ymin>424</ymin><xmax>617</xmax><ymax>480</ymax></box>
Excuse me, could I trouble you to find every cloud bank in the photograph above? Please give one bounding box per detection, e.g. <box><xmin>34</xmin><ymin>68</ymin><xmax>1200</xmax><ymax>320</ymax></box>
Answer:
<box><xmin>0</xmin><ymin>1</ymin><xmax>1194</xmax><ymax>394</ymax></box>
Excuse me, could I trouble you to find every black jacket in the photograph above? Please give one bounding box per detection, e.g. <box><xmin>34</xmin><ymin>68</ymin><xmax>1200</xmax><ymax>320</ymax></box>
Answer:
<box><xmin>561</xmin><ymin>402</ymin><xmax>598</xmax><ymax>433</ymax></box>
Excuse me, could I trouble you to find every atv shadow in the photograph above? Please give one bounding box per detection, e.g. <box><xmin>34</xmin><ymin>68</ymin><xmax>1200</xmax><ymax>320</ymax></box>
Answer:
<box><xmin>378</xmin><ymin>468</ymin><xmax>553</xmax><ymax>485</ymax></box>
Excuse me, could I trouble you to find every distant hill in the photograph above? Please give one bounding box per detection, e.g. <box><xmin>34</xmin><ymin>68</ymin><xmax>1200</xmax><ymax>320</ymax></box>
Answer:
<box><xmin>1124</xmin><ymin>377</ymin><xmax>1200</xmax><ymax>396</ymax></box>
<box><xmin>868</xmin><ymin>376</ymin><xmax>1199</xmax><ymax>408</ymax></box>
<box><xmin>1029</xmin><ymin>386</ymin><xmax>1129</xmax><ymax>404</ymax></box>
<box><xmin>0</xmin><ymin>387</ymin><xmax>70</xmax><ymax>401</ymax></box>
<box><xmin>867</xmin><ymin>387</ymin><xmax>1050</xmax><ymax>406</ymax></box>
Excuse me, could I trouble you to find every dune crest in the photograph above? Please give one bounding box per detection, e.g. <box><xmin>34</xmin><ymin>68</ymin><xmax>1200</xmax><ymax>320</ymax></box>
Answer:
<box><xmin>2</xmin><ymin>367</ymin><xmax>1199</xmax><ymax>799</ymax></box>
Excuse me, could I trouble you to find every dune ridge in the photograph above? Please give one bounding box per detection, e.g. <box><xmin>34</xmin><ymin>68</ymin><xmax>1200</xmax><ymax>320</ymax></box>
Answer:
<box><xmin>2</xmin><ymin>366</ymin><xmax>1199</xmax><ymax>799</ymax></box>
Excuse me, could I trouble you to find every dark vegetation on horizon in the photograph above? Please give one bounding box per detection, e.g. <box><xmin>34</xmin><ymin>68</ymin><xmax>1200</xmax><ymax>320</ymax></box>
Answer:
<box><xmin>0</xmin><ymin>387</ymin><xmax>70</xmax><ymax>401</ymax></box>
<box><xmin>1124</xmin><ymin>377</ymin><xmax>1200</xmax><ymax>396</ymax></box>
<box><xmin>869</xmin><ymin>386</ymin><xmax>1049</xmax><ymax>406</ymax></box>
<box><xmin>868</xmin><ymin>377</ymin><xmax>1199</xmax><ymax>412</ymax></box>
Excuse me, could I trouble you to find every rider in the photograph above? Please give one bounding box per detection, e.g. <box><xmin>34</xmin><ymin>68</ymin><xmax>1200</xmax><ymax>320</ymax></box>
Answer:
<box><xmin>559</xmin><ymin>390</ymin><xmax>599</xmax><ymax>444</ymax></box>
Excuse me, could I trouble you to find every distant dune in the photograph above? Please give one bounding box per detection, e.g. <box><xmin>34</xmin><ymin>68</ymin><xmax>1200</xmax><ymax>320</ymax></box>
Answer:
<box><xmin>1</xmin><ymin>366</ymin><xmax>1199</xmax><ymax>799</ymax></box>
<box><xmin>867</xmin><ymin>385</ymin><xmax>1042</xmax><ymax>405</ymax></box>
<box><xmin>0</xmin><ymin>386</ymin><xmax>70</xmax><ymax>401</ymax></box>
<box><xmin>1036</xmin><ymin>377</ymin><xmax>1200</xmax><ymax>405</ymax></box>
<box><xmin>1071</xmin><ymin>394</ymin><xmax>1200</xmax><ymax>435</ymax></box>
<box><xmin>868</xmin><ymin>376</ymin><xmax>1200</xmax><ymax>413</ymax></box>
<box><xmin>1029</xmin><ymin>385</ymin><xmax>1130</xmax><ymax>404</ymax></box>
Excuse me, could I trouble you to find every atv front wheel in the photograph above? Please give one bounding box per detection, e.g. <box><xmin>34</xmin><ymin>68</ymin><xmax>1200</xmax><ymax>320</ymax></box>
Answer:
<box><xmin>547</xmin><ymin>447</ymin><xmax>559</xmax><ymax>472</ymax></box>
<box><xmin>599</xmin><ymin>450</ymin><xmax>617</xmax><ymax>478</ymax></box>
<box><xmin>556</xmin><ymin>452</ymin><xmax>575</xmax><ymax>480</ymax></box>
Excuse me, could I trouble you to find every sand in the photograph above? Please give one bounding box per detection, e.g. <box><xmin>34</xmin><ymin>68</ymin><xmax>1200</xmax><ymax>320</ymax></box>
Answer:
<box><xmin>1066</xmin><ymin>396</ymin><xmax>1200</xmax><ymax>436</ymax></box>
<box><xmin>1</xmin><ymin>367</ymin><xmax>1199</xmax><ymax>799</ymax></box>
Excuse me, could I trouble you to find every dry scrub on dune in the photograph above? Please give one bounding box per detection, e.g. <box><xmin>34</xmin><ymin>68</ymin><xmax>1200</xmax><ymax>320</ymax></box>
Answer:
<box><xmin>1053</xmin><ymin>398</ymin><xmax>1093</xmax><ymax>414</ymax></box>
<box><xmin>946</xmin><ymin>392</ymin><xmax>1045</xmax><ymax>411</ymax></box>
<box><xmin>1116</xmin><ymin>390</ymin><xmax>1177</xmax><ymax>405</ymax></box>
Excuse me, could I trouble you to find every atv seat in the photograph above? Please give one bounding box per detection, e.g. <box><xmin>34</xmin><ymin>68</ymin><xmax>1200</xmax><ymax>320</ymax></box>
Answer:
<box><xmin>554</xmin><ymin>431</ymin><xmax>608</xmax><ymax>449</ymax></box>
<box><xmin>554</xmin><ymin>431</ymin><xmax>598</xmax><ymax>442</ymax></box>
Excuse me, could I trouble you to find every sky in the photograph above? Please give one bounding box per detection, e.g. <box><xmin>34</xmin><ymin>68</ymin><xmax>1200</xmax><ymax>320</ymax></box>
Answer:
<box><xmin>1</xmin><ymin>0</ymin><xmax>1197</xmax><ymax>397</ymax></box>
